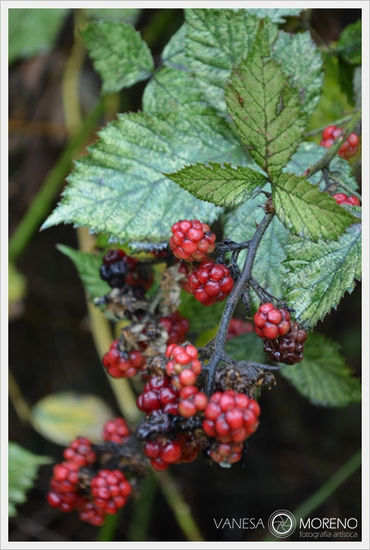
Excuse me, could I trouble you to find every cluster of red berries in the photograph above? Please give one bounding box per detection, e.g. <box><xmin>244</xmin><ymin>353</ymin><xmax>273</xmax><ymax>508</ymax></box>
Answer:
<box><xmin>47</xmin><ymin>418</ymin><xmax>132</xmax><ymax>526</ymax></box>
<box><xmin>100</xmin><ymin>249</ymin><xmax>153</xmax><ymax>294</ymax></box>
<box><xmin>137</xmin><ymin>375</ymin><xmax>179</xmax><ymax>415</ymax></box>
<box><xmin>159</xmin><ymin>311</ymin><xmax>190</xmax><ymax>344</ymax></box>
<box><xmin>253</xmin><ymin>303</ymin><xmax>307</xmax><ymax>365</ymax></box>
<box><xmin>333</xmin><ymin>193</ymin><xmax>360</xmax><ymax>207</ymax></box>
<box><xmin>170</xmin><ymin>219</ymin><xmax>234</xmax><ymax>306</ymax></box>
<box><xmin>143</xmin><ymin>433</ymin><xmax>200</xmax><ymax>471</ymax></box>
<box><xmin>203</xmin><ymin>390</ymin><xmax>260</xmax><ymax>444</ymax></box>
<box><xmin>320</xmin><ymin>125</ymin><xmax>359</xmax><ymax>159</ymax></box>
<box><xmin>165</xmin><ymin>343</ymin><xmax>202</xmax><ymax>388</ymax></box>
<box><xmin>103</xmin><ymin>340</ymin><xmax>146</xmax><ymax>378</ymax></box>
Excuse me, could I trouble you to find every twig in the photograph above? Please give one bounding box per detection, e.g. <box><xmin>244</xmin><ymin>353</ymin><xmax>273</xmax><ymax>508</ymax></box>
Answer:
<box><xmin>205</xmin><ymin>214</ymin><xmax>274</xmax><ymax>395</ymax></box>
<box><xmin>305</xmin><ymin>110</ymin><xmax>362</xmax><ymax>178</ymax></box>
<box><xmin>304</xmin><ymin>113</ymin><xmax>355</xmax><ymax>138</ymax></box>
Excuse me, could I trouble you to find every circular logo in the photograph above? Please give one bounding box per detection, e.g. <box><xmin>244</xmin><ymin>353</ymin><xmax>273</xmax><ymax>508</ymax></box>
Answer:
<box><xmin>268</xmin><ymin>509</ymin><xmax>296</xmax><ymax>538</ymax></box>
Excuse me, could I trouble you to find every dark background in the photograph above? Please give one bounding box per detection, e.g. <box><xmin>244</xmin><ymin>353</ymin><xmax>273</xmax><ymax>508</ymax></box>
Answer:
<box><xmin>9</xmin><ymin>8</ymin><xmax>362</xmax><ymax>542</ymax></box>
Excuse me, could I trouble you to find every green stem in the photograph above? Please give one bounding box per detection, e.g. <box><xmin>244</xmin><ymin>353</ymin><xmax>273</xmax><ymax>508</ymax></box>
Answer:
<box><xmin>98</xmin><ymin>510</ymin><xmax>122</xmax><ymax>541</ymax></box>
<box><xmin>8</xmin><ymin>97</ymin><xmax>105</xmax><ymax>263</ymax></box>
<box><xmin>128</xmin><ymin>472</ymin><xmax>157</xmax><ymax>541</ymax></box>
<box><xmin>264</xmin><ymin>450</ymin><xmax>361</xmax><ymax>541</ymax></box>
<box><xmin>154</xmin><ymin>471</ymin><xmax>204</xmax><ymax>541</ymax></box>
<box><xmin>305</xmin><ymin>113</ymin><xmax>354</xmax><ymax>138</ymax></box>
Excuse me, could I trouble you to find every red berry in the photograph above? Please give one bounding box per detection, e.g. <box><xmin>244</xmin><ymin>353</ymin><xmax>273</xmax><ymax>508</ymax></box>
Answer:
<box><xmin>203</xmin><ymin>390</ymin><xmax>260</xmax><ymax>443</ymax></box>
<box><xmin>226</xmin><ymin>318</ymin><xmax>253</xmax><ymax>340</ymax></box>
<box><xmin>144</xmin><ymin>433</ymin><xmax>200</xmax><ymax>470</ymax></box>
<box><xmin>91</xmin><ymin>470</ymin><xmax>131</xmax><ymax>514</ymax></box>
<box><xmin>103</xmin><ymin>418</ymin><xmax>130</xmax><ymax>444</ymax></box>
<box><xmin>209</xmin><ymin>441</ymin><xmax>244</xmax><ymax>466</ymax></box>
<box><xmin>333</xmin><ymin>193</ymin><xmax>361</xmax><ymax>207</ymax></box>
<box><xmin>165</xmin><ymin>344</ymin><xmax>202</xmax><ymax>389</ymax></box>
<box><xmin>137</xmin><ymin>375</ymin><xmax>179</xmax><ymax>415</ymax></box>
<box><xmin>103</xmin><ymin>340</ymin><xmax>146</xmax><ymax>378</ymax></box>
<box><xmin>159</xmin><ymin>311</ymin><xmax>190</xmax><ymax>345</ymax></box>
<box><xmin>169</xmin><ymin>219</ymin><xmax>216</xmax><ymax>262</ymax></box>
<box><xmin>47</xmin><ymin>461</ymin><xmax>80</xmax><ymax>513</ymax></box>
<box><xmin>253</xmin><ymin>303</ymin><xmax>291</xmax><ymax>339</ymax></box>
<box><xmin>63</xmin><ymin>437</ymin><xmax>96</xmax><ymax>467</ymax></box>
<box><xmin>184</xmin><ymin>261</ymin><xmax>234</xmax><ymax>306</ymax></box>
<box><xmin>264</xmin><ymin>321</ymin><xmax>307</xmax><ymax>365</ymax></box>
<box><xmin>321</xmin><ymin>125</ymin><xmax>359</xmax><ymax>159</ymax></box>
<box><xmin>77</xmin><ymin>498</ymin><xmax>106</xmax><ymax>526</ymax></box>
<box><xmin>178</xmin><ymin>386</ymin><xmax>207</xmax><ymax>418</ymax></box>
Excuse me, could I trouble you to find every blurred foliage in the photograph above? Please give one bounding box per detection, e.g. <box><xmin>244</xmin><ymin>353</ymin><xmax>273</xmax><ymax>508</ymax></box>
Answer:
<box><xmin>8</xmin><ymin>263</ymin><xmax>26</xmax><ymax>319</ymax></box>
<box><xmin>9</xmin><ymin>9</ymin><xmax>68</xmax><ymax>63</ymax></box>
<box><xmin>337</xmin><ymin>20</ymin><xmax>361</xmax><ymax>65</ymax></box>
<box><xmin>9</xmin><ymin>443</ymin><xmax>51</xmax><ymax>517</ymax></box>
<box><xmin>32</xmin><ymin>392</ymin><xmax>114</xmax><ymax>445</ymax></box>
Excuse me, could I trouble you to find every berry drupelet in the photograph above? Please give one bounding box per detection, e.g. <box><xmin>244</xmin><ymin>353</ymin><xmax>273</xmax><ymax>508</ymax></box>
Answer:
<box><xmin>170</xmin><ymin>219</ymin><xmax>216</xmax><ymax>262</ymax></box>
<box><xmin>185</xmin><ymin>261</ymin><xmax>234</xmax><ymax>306</ymax></box>
<box><xmin>253</xmin><ymin>303</ymin><xmax>291</xmax><ymax>339</ymax></box>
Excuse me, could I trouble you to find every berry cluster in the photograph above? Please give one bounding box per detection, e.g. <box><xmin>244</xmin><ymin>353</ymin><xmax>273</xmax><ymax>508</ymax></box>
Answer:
<box><xmin>137</xmin><ymin>375</ymin><xmax>179</xmax><ymax>415</ymax></box>
<box><xmin>170</xmin><ymin>219</ymin><xmax>216</xmax><ymax>262</ymax></box>
<box><xmin>320</xmin><ymin>125</ymin><xmax>359</xmax><ymax>159</ymax></box>
<box><xmin>47</xmin><ymin>418</ymin><xmax>134</xmax><ymax>525</ymax></box>
<box><xmin>178</xmin><ymin>386</ymin><xmax>207</xmax><ymax>418</ymax></box>
<box><xmin>165</xmin><ymin>343</ymin><xmax>202</xmax><ymax>388</ymax></box>
<box><xmin>159</xmin><ymin>311</ymin><xmax>190</xmax><ymax>344</ymax></box>
<box><xmin>253</xmin><ymin>303</ymin><xmax>291</xmax><ymax>339</ymax></box>
<box><xmin>209</xmin><ymin>441</ymin><xmax>244</xmax><ymax>466</ymax></box>
<box><xmin>103</xmin><ymin>339</ymin><xmax>146</xmax><ymax>378</ymax></box>
<box><xmin>100</xmin><ymin>249</ymin><xmax>153</xmax><ymax>295</ymax></box>
<box><xmin>333</xmin><ymin>193</ymin><xmax>361</xmax><ymax>207</ymax></box>
<box><xmin>227</xmin><ymin>318</ymin><xmax>253</xmax><ymax>340</ymax></box>
<box><xmin>203</xmin><ymin>390</ymin><xmax>260</xmax><ymax>443</ymax></box>
<box><xmin>184</xmin><ymin>261</ymin><xmax>234</xmax><ymax>306</ymax></box>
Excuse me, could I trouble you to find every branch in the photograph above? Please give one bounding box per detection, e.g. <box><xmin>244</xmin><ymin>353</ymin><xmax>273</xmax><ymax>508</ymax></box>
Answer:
<box><xmin>205</xmin><ymin>214</ymin><xmax>274</xmax><ymax>395</ymax></box>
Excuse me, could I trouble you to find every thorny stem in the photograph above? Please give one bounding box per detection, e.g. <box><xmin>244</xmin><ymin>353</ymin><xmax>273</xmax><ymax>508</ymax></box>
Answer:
<box><xmin>249</xmin><ymin>277</ymin><xmax>286</xmax><ymax>307</ymax></box>
<box><xmin>305</xmin><ymin>110</ymin><xmax>362</xmax><ymax>178</ymax></box>
<box><xmin>205</xmin><ymin>214</ymin><xmax>274</xmax><ymax>395</ymax></box>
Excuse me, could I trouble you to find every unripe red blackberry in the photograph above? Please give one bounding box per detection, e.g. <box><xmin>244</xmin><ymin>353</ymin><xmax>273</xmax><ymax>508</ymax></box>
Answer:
<box><xmin>333</xmin><ymin>193</ymin><xmax>361</xmax><ymax>207</ymax></box>
<box><xmin>159</xmin><ymin>311</ymin><xmax>190</xmax><ymax>345</ymax></box>
<box><xmin>103</xmin><ymin>339</ymin><xmax>146</xmax><ymax>378</ymax></box>
<box><xmin>144</xmin><ymin>436</ymin><xmax>183</xmax><ymax>471</ymax></box>
<box><xmin>77</xmin><ymin>498</ymin><xmax>106</xmax><ymax>526</ymax></box>
<box><xmin>169</xmin><ymin>219</ymin><xmax>216</xmax><ymax>262</ymax></box>
<box><xmin>203</xmin><ymin>390</ymin><xmax>260</xmax><ymax>443</ymax></box>
<box><xmin>137</xmin><ymin>375</ymin><xmax>179</xmax><ymax>415</ymax></box>
<box><xmin>263</xmin><ymin>321</ymin><xmax>307</xmax><ymax>365</ymax></box>
<box><xmin>165</xmin><ymin>343</ymin><xmax>202</xmax><ymax>389</ymax></box>
<box><xmin>320</xmin><ymin>125</ymin><xmax>359</xmax><ymax>159</ymax></box>
<box><xmin>91</xmin><ymin>469</ymin><xmax>132</xmax><ymax>514</ymax></box>
<box><xmin>178</xmin><ymin>386</ymin><xmax>208</xmax><ymax>418</ymax></box>
<box><xmin>103</xmin><ymin>418</ymin><xmax>130</xmax><ymax>444</ymax></box>
<box><xmin>185</xmin><ymin>261</ymin><xmax>234</xmax><ymax>306</ymax></box>
<box><xmin>63</xmin><ymin>437</ymin><xmax>96</xmax><ymax>467</ymax></box>
<box><xmin>226</xmin><ymin>318</ymin><xmax>253</xmax><ymax>340</ymax></box>
<box><xmin>47</xmin><ymin>461</ymin><xmax>80</xmax><ymax>513</ymax></box>
<box><xmin>209</xmin><ymin>441</ymin><xmax>244</xmax><ymax>466</ymax></box>
<box><xmin>253</xmin><ymin>303</ymin><xmax>291</xmax><ymax>339</ymax></box>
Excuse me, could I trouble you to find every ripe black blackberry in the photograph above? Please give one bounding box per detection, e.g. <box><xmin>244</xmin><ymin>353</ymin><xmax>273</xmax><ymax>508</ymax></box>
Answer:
<box><xmin>263</xmin><ymin>322</ymin><xmax>307</xmax><ymax>364</ymax></box>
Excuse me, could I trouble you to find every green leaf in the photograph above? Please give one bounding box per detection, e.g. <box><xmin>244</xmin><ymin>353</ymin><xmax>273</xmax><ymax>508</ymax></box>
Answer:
<box><xmin>283</xmin><ymin>223</ymin><xmax>361</xmax><ymax>328</ymax></box>
<box><xmin>9</xmin><ymin>443</ymin><xmax>51</xmax><ymax>517</ymax></box>
<box><xmin>81</xmin><ymin>21</ymin><xmax>153</xmax><ymax>93</ymax></box>
<box><xmin>86</xmin><ymin>8</ymin><xmax>141</xmax><ymax>26</ymax></box>
<box><xmin>9</xmin><ymin>9</ymin><xmax>68</xmax><ymax>64</ymax></box>
<box><xmin>32</xmin><ymin>392</ymin><xmax>114</xmax><ymax>446</ymax></box>
<box><xmin>42</xmin><ymin>110</ymin><xmax>248</xmax><ymax>242</ymax></box>
<box><xmin>285</xmin><ymin>142</ymin><xmax>360</xmax><ymax>193</ymax></box>
<box><xmin>165</xmin><ymin>162</ymin><xmax>267</xmax><ymax>207</ymax></box>
<box><xmin>179</xmin><ymin>290</ymin><xmax>224</xmax><ymax>334</ymax></box>
<box><xmin>225</xmin><ymin>22</ymin><xmax>307</xmax><ymax>176</ymax></box>
<box><xmin>337</xmin><ymin>20</ymin><xmax>361</xmax><ymax>65</ymax></box>
<box><xmin>226</xmin><ymin>333</ymin><xmax>266</xmax><ymax>363</ymax></box>
<box><xmin>273</xmin><ymin>30</ymin><xmax>323</xmax><ymax>116</ymax></box>
<box><xmin>272</xmin><ymin>172</ymin><xmax>357</xmax><ymax>241</ymax></box>
<box><xmin>224</xmin><ymin>193</ymin><xmax>289</xmax><ymax>303</ymax></box>
<box><xmin>252</xmin><ymin>9</ymin><xmax>303</xmax><ymax>23</ymax></box>
<box><xmin>280</xmin><ymin>333</ymin><xmax>361</xmax><ymax>407</ymax></box>
<box><xmin>57</xmin><ymin>245</ymin><xmax>109</xmax><ymax>300</ymax></box>
<box><xmin>161</xmin><ymin>24</ymin><xmax>187</xmax><ymax>68</ymax></box>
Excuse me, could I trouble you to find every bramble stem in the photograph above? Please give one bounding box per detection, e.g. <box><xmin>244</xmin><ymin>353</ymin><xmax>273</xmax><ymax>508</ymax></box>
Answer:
<box><xmin>206</xmin><ymin>214</ymin><xmax>274</xmax><ymax>395</ymax></box>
